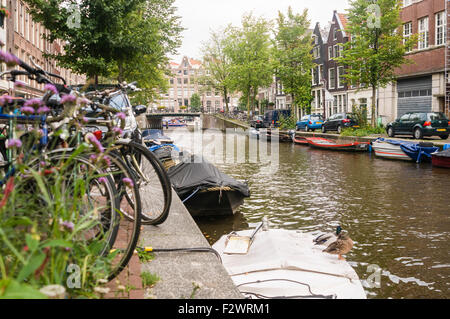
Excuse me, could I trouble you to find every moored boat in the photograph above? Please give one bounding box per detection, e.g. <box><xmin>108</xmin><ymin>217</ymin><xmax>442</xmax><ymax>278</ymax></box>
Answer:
<box><xmin>372</xmin><ymin>138</ymin><xmax>439</xmax><ymax>163</ymax></box>
<box><xmin>168</xmin><ymin>155</ymin><xmax>250</xmax><ymax>217</ymax></box>
<box><xmin>432</xmin><ymin>148</ymin><xmax>450</xmax><ymax>168</ymax></box>
<box><xmin>306</xmin><ymin>137</ymin><xmax>370</xmax><ymax>152</ymax></box>
<box><xmin>293</xmin><ymin>136</ymin><xmax>309</xmax><ymax>145</ymax></box>
<box><xmin>213</xmin><ymin>226</ymin><xmax>367</xmax><ymax>299</ymax></box>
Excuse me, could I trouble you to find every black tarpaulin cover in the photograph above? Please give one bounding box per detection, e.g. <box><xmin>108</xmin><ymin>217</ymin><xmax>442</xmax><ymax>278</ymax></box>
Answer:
<box><xmin>435</xmin><ymin>149</ymin><xmax>450</xmax><ymax>158</ymax></box>
<box><xmin>168</xmin><ymin>155</ymin><xmax>250</xmax><ymax>198</ymax></box>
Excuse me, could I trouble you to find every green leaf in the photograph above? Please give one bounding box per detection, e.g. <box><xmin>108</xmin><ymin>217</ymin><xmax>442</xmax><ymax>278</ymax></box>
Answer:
<box><xmin>0</xmin><ymin>279</ymin><xmax>47</xmax><ymax>299</ymax></box>
<box><xmin>25</xmin><ymin>234</ymin><xmax>40</xmax><ymax>252</ymax></box>
<box><xmin>40</xmin><ymin>239</ymin><xmax>73</xmax><ymax>249</ymax></box>
<box><xmin>17</xmin><ymin>252</ymin><xmax>46</xmax><ymax>282</ymax></box>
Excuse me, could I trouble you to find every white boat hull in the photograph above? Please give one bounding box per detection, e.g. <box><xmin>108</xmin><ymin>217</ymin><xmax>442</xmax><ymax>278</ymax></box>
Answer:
<box><xmin>213</xmin><ymin>229</ymin><xmax>367</xmax><ymax>299</ymax></box>
<box><xmin>372</xmin><ymin>141</ymin><xmax>412</xmax><ymax>161</ymax></box>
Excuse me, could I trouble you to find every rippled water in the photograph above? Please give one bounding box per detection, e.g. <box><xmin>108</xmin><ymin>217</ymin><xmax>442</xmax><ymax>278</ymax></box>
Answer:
<box><xmin>169</xmin><ymin>129</ymin><xmax>450</xmax><ymax>299</ymax></box>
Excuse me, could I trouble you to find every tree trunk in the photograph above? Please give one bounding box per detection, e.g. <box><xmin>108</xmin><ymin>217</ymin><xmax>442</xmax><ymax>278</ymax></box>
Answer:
<box><xmin>371</xmin><ymin>85</ymin><xmax>377</xmax><ymax>127</ymax></box>
<box><xmin>224</xmin><ymin>88</ymin><xmax>229</xmax><ymax>114</ymax></box>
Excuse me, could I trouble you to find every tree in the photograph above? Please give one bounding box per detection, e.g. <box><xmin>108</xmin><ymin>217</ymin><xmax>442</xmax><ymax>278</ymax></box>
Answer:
<box><xmin>23</xmin><ymin>0</ymin><xmax>183</xmax><ymax>97</ymax></box>
<box><xmin>336</xmin><ymin>0</ymin><xmax>417</xmax><ymax>127</ymax></box>
<box><xmin>200</xmin><ymin>28</ymin><xmax>234</xmax><ymax>114</ymax></box>
<box><xmin>224</xmin><ymin>14</ymin><xmax>274</xmax><ymax>118</ymax></box>
<box><xmin>273</xmin><ymin>7</ymin><xmax>314</xmax><ymax>120</ymax></box>
<box><xmin>190</xmin><ymin>93</ymin><xmax>202</xmax><ymax>112</ymax></box>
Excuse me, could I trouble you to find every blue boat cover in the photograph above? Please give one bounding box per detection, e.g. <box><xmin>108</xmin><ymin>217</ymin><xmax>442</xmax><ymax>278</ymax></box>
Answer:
<box><xmin>375</xmin><ymin>138</ymin><xmax>439</xmax><ymax>163</ymax></box>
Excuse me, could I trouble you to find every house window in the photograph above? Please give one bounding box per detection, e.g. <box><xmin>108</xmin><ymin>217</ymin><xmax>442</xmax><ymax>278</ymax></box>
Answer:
<box><xmin>329</xmin><ymin>68</ymin><xmax>335</xmax><ymax>89</ymax></box>
<box><xmin>313</xmin><ymin>46</ymin><xmax>320</xmax><ymax>59</ymax></box>
<box><xmin>328</xmin><ymin>46</ymin><xmax>333</xmax><ymax>60</ymax></box>
<box><xmin>184</xmin><ymin>78</ymin><xmax>188</xmax><ymax>84</ymax></box>
<box><xmin>337</xmin><ymin>67</ymin><xmax>345</xmax><ymax>88</ymax></box>
<box><xmin>418</xmin><ymin>17</ymin><xmax>429</xmax><ymax>50</ymax></box>
<box><xmin>333</xmin><ymin>28</ymin><xmax>338</xmax><ymax>40</ymax></box>
<box><xmin>403</xmin><ymin>0</ymin><xmax>413</xmax><ymax>8</ymax></box>
<box><xmin>436</xmin><ymin>12</ymin><xmax>445</xmax><ymax>46</ymax></box>
<box><xmin>177</xmin><ymin>78</ymin><xmax>182</xmax><ymax>85</ymax></box>
<box><xmin>403</xmin><ymin>22</ymin><xmax>412</xmax><ymax>51</ymax></box>
<box><xmin>318</xmin><ymin>65</ymin><xmax>323</xmax><ymax>83</ymax></box>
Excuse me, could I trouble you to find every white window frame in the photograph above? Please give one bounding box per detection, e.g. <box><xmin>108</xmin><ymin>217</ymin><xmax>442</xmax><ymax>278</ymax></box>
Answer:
<box><xmin>337</xmin><ymin>66</ymin><xmax>345</xmax><ymax>89</ymax></box>
<box><xmin>403</xmin><ymin>22</ymin><xmax>412</xmax><ymax>52</ymax></box>
<box><xmin>329</xmin><ymin>68</ymin><xmax>335</xmax><ymax>89</ymax></box>
<box><xmin>328</xmin><ymin>46</ymin><xmax>333</xmax><ymax>60</ymax></box>
<box><xmin>418</xmin><ymin>16</ymin><xmax>429</xmax><ymax>50</ymax></box>
<box><xmin>435</xmin><ymin>11</ymin><xmax>445</xmax><ymax>46</ymax></box>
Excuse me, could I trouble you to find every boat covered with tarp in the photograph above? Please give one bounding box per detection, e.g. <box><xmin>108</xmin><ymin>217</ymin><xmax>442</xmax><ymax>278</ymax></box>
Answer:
<box><xmin>372</xmin><ymin>138</ymin><xmax>439</xmax><ymax>163</ymax></box>
<box><xmin>213</xmin><ymin>225</ymin><xmax>367</xmax><ymax>299</ymax></box>
<box><xmin>432</xmin><ymin>148</ymin><xmax>450</xmax><ymax>168</ymax></box>
<box><xmin>306</xmin><ymin>137</ymin><xmax>370</xmax><ymax>152</ymax></box>
<box><xmin>168</xmin><ymin>155</ymin><xmax>250</xmax><ymax>217</ymax></box>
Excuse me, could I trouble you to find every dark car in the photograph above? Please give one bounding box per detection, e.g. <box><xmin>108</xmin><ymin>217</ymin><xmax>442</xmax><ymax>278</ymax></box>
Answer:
<box><xmin>321</xmin><ymin>113</ymin><xmax>360</xmax><ymax>134</ymax></box>
<box><xmin>250</xmin><ymin>116</ymin><xmax>265</xmax><ymax>129</ymax></box>
<box><xmin>263</xmin><ymin>109</ymin><xmax>291</xmax><ymax>128</ymax></box>
<box><xmin>386</xmin><ymin>112</ymin><xmax>450</xmax><ymax>140</ymax></box>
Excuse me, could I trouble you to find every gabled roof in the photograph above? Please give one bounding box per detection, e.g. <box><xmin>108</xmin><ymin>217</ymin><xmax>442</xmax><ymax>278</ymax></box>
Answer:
<box><xmin>335</xmin><ymin>11</ymin><xmax>348</xmax><ymax>37</ymax></box>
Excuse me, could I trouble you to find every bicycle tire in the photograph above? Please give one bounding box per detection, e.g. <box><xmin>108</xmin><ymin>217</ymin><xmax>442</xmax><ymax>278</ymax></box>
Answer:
<box><xmin>115</xmin><ymin>140</ymin><xmax>172</xmax><ymax>226</ymax></box>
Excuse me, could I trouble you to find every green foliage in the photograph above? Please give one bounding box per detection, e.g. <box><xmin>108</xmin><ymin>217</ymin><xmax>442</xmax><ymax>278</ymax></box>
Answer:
<box><xmin>279</xmin><ymin>114</ymin><xmax>296</xmax><ymax>130</ymax></box>
<box><xmin>141</xmin><ymin>271</ymin><xmax>160</xmax><ymax>288</ymax></box>
<box><xmin>341</xmin><ymin>126</ymin><xmax>385</xmax><ymax>137</ymax></box>
<box><xmin>336</xmin><ymin>0</ymin><xmax>418</xmax><ymax>126</ymax></box>
<box><xmin>190</xmin><ymin>93</ymin><xmax>202</xmax><ymax>112</ymax></box>
<box><xmin>224</xmin><ymin>14</ymin><xmax>274</xmax><ymax>116</ymax></box>
<box><xmin>24</xmin><ymin>0</ymin><xmax>183</xmax><ymax>105</ymax></box>
<box><xmin>200</xmin><ymin>28</ymin><xmax>234</xmax><ymax>113</ymax></box>
<box><xmin>273</xmin><ymin>7</ymin><xmax>314</xmax><ymax>118</ymax></box>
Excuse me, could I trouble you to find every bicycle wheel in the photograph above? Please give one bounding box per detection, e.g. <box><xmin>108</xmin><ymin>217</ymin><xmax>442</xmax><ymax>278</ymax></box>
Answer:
<box><xmin>116</xmin><ymin>140</ymin><xmax>172</xmax><ymax>226</ymax></box>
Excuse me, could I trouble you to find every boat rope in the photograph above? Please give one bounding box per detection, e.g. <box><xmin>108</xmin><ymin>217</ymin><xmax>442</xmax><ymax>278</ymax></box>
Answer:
<box><xmin>230</xmin><ymin>266</ymin><xmax>356</xmax><ymax>282</ymax></box>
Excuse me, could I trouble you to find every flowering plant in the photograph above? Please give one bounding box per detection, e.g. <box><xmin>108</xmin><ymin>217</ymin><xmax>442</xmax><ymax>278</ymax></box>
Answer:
<box><xmin>0</xmin><ymin>7</ymin><xmax>10</xmax><ymax>18</ymax></box>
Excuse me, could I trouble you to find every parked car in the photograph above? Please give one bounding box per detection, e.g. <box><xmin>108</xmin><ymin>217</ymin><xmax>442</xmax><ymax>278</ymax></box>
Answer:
<box><xmin>321</xmin><ymin>113</ymin><xmax>360</xmax><ymax>134</ymax></box>
<box><xmin>250</xmin><ymin>116</ymin><xmax>265</xmax><ymax>129</ymax></box>
<box><xmin>263</xmin><ymin>109</ymin><xmax>291</xmax><ymax>128</ymax></box>
<box><xmin>386</xmin><ymin>112</ymin><xmax>450</xmax><ymax>140</ymax></box>
<box><xmin>296</xmin><ymin>114</ymin><xmax>324</xmax><ymax>132</ymax></box>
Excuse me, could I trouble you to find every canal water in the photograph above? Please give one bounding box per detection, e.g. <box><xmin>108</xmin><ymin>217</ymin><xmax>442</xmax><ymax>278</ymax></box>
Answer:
<box><xmin>169</xmin><ymin>128</ymin><xmax>450</xmax><ymax>299</ymax></box>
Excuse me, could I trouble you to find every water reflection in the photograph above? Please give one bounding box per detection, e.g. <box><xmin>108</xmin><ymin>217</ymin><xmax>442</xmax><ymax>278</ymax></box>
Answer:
<box><xmin>171</xmin><ymin>130</ymin><xmax>450</xmax><ymax>299</ymax></box>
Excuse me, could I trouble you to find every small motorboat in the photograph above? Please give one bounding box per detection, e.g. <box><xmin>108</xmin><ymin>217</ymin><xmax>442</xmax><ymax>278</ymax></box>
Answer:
<box><xmin>213</xmin><ymin>224</ymin><xmax>367</xmax><ymax>299</ymax></box>
<box><xmin>432</xmin><ymin>148</ymin><xmax>450</xmax><ymax>168</ymax></box>
<box><xmin>306</xmin><ymin>137</ymin><xmax>370</xmax><ymax>152</ymax></box>
<box><xmin>166</xmin><ymin>118</ymin><xmax>187</xmax><ymax>128</ymax></box>
<box><xmin>168</xmin><ymin>155</ymin><xmax>250</xmax><ymax>217</ymax></box>
<box><xmin>372</xmin><ymin>138</ymin><xmax>439</xmax><ymax>163</ymax></box>
<box><xmin>293</xmin><ymin>136</ymin><xmax>309</xmax><ymax>145</ymax></box>
<box><xmin>142</xmin><ymin>129</ymin><xmax>174</xmax><ymax>147</ymax></box>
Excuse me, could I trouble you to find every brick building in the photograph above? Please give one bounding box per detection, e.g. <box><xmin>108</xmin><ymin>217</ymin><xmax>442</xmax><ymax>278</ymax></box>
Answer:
<box><xmin>156</xmin><ymin>56</ymin><xmax>231</xmax><ymax>113</ymax></box>
<box><xmin>1</xmin><ymin>1</ymin><xmax>84</xmax><ymax>97</ymax></box>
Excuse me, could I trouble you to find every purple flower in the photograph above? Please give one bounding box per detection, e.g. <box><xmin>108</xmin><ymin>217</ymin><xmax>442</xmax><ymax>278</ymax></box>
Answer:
<box><xmin>61</xmin><ymin>221</ymin><xmax>74</xmax><ymax>232</ymax></box>
<box><xmin>0</xmin><ymin>95</ymin><xmax>14</xmax><ymax>106</ymax></box>
<box><xmin>7</xmin><ymin>139</ymin><xmax>22</xmax><ymax>149</ymax></box>
<box><xmin>37</xmin><ymin>106</ymin><xmax>51</xmax><ymax>114</ymax></box>
<box><xmin>40</xmin><ymin>161</ymin><xmax>46</xmax><ymax>167</ymax></box>
<box><xmin>20</xmin><ymin>106</ymin><xmax>35</xmax><ymax>115</ymax></box>
<box><xmin>112</xmin><ymin>127</ymin><xmax>124</xmax><ymax>136</ymax></box>
<box><xmin>122</xmin><ymin>178</ymin><xmax>134</xmax><ymax>188</ymax></box>
<box><xmin>89</xmin><ymin>154</ymin><xmax>98</xmax><ymax>163</ymax></box>
<box><xmin>100</xmin><ymin>156</ymin><xmax>111</xmax><ymax>167</ymax></box>
<box><xmin>0</xmin><ymin>51</ymin><xmax>20</xmax><ymax>67</ymax></box>
<box><xmin>116</xmin><ymin>112</ymin><xmax>126</xmax><ymax>121</ymax></box>
<box><xmin>14</xmin><ymin>81</ymin><xmax>26</xmax><ymax>89</ymax></box>
<box><xmin>60</xmin><ymin>94</ymin><xmax>77</xmax><ymax>105</ymax></box>
<box><xmin>78</xmin><ymin>98</ymin><xmax>91</xmax><ymax>106</ymax></box>
<box><xmin>44</xmin><ymin>84</ymin><xmax>59</xmax><ymax>95</ymax></box>
<box><xmin>87</xmin><ymin>134</ymin><xmax>104</xmax><ymax>153</ymax></box>
<box><xmin>98</xmin><ymin>177</ymin><xmax>108</xmax><ymax>184</ymax></box>
<box><xmin>82</xmin><ymin>117</ymin><xmax>89</xmax><ymax>124</ymax></box>
<box><xmin>24</xmin><ymin>98</ymin><xmax>44</xmax><ymax>109</ymax></box>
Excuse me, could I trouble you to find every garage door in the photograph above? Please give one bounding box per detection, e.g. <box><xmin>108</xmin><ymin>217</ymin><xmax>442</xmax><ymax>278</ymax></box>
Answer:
<box><xmin>397</xmin><ymin>76</ymin><xmax>432</xmax><ymax>117</ymax></box>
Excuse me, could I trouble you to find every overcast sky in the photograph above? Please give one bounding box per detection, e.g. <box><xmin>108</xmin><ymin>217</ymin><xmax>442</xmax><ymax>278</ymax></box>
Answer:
<box><xmin>170</xmin><ymin>0</ymin><xmax>350</xmax><ymax>62</ymax></box>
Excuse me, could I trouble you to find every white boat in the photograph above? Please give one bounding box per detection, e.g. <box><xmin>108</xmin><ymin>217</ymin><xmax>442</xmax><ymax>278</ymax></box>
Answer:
<box><xmin>213</xmin><ymin>227</ymin><xmax>367</xmax><ymax>299</ymax></box>
<box><xmin>371</xmin><ymin>140</ymin><xmax>412</xmax><ymax>161</ymax></box>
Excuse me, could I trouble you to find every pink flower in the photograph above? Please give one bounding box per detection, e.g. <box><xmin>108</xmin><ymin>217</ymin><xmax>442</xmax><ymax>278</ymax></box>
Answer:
<box><xmin>78</xmin><ymin>98</ymin><xmax>91</xmax><ymax>106</ymax></box>
<box><xmin>116</xmin><ymin>112</ymin><xmax>126</xmax><ymax>121</ymax></box>
<box><xmin>61</xmin><ymin>221</ymin><xmax>74</xmax><ymax>232</ymax></box>
<box><xmin>122</xmin><ymin>178</ymin><xmax>134</xmax><ymax>188</ymax></box>
<box><xmin>20</xmin><ymin>106</ymin><xmax>35</xmax><ymax>115</ymax></box>
<box><xmin>0</xmin><ymin>95</ymin><xmax>14</xmax><ymax>106</ymax></box>
<box><xmin>44</xmin><ymin>84</ymin><xmax>59</xmax><ymax>95</ymax></box>
<box><xmin>6</xmin><ymin>139</ymin><xmax>22</xmax><ymax>149</ymax></box>
<box><xmin>113</xmin><ymin>127</ymin><xmax>124</xmax><ymax>136</ymax></box>
<box><xmin>14</xmin><ymin>81</ymin><xmax>26</xmax><ymax>89</ymax></box>
<box><xmin>24</xmin><ymin>98</ymin><xmax>44</xmax><ymax>109</ymax></box>
<box><xmin>0</xmin><ymin>51</ymin><xmax>20</xmax><ymax>67</ymax></box>
<box><xmin>37</xmin><ymin>106</ymin><xmax>51</xmax><ymax>114</ymax></box>
<box><xmin>98</xmin><ymin>177</ymin><xmax>108</xmax><ymax>184</ymax></box>
<box><xmin>60</xmin><ymin>94</ymin><xmax>77</xmax><ymax>105</ymax></box>
<box><xmin>87</xmin><ymin>134</ymin><xmax>104</xmax><ymax>153</ymax></box>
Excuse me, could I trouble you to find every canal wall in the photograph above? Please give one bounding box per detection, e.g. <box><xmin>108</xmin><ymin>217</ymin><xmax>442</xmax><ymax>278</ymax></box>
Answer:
<box><xmin>202</xmin><ymin>114</ymin><xmax>249</xmax><ymax>131</ymax></box>
<box><xmin>139</xmin><ymin>190</ymin><xmax>243</xmax><ymax>299</ymax></box>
